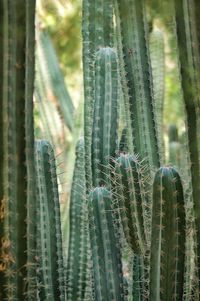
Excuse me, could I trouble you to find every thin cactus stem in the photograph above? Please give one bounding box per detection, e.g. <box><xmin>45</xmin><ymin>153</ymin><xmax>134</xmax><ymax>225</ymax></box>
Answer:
<box><xmin>82</xmin><ymin>0</ymin><xmax>114</xmax><ymax>192</ymax></box>
<box><xmin>35</xmin><ymin>140</ymin><xmax>65</xmax><ymax>301</ymax></box>
<box><xmin>66</xmin><ymin>138</ymin><xmax>91</xmax><ymax>301</ymax></box>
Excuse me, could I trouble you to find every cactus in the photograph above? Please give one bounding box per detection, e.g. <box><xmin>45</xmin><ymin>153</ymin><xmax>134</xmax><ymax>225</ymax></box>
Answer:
<box><xmin>35</xmin><ymin>140</ymin><xmax>65</xmax><ymax>301</ymax></box>
<box><xmin>66</xmin><ymin>138</ymin><xmax>91</xmax><ymax>301</ymax></box>
<box><xmin>175</xmin><ymin>1</ymin><xmax>200</xmax><ymax>290</ymax></box>
<box><xmin>82</xmin><ymin>0</ymin><xmax>114</xmax><ymax>191</ymax></box>
<box><xmin>149</xmin><ymin>167</ymin><xmax>186</xmax><ymax>301</ymax></box>
<box><xmin>92</xmin><ymin>47</ymin><xmax>119</xmax><ymax>187</ymax></box>
<box><xmin>115</xmin><ymin>0</ymin><xmax>160</xmax><ymax>169</ymax></box>
<box><xmin>0</xmin><ymin>1</ymin><xmax>36</xmax><ymax>300</ymax></box>
<box><xmin>114</xmin><ymin>153</ymin><xmax>147</xmax><ymax>255</ymax></box>
<box><xmin>88</xmin><ymin>187</ymin><xmax>126</xmax><ymax>301</ymax></box>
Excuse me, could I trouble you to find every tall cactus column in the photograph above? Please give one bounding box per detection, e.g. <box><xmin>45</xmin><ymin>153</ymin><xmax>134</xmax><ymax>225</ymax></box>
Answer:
<box><xmin>92</xmin><ymin>47</ymin><xmax>119</xmax><ymax>187</ymax></box>
<box><xmin>35</xmin><ymin>140</ymin><xmax>65</xmax><ymax>301</ymax></box>
<box><xmin>175</xmin><ymin>0</ymin><xmax>200</xmax><ymax>288</ymax></box>
<box><xmin>66</xmin><ymin>138</ymin><xmax>91</xmax><ymax>301</ymax></box>
<box><xmin>115</xmin><ymin>0</ymin><xmax>160</xmax><ymax>169</ymax></box>
<box><xmin>88</xmin><ymin>187</ymin><xmax>125</xmax><ymax>301</ymax></box>
<box><xmin>82</xmin><ymin>0</ymin><xmax>114</xmax><ymax>191</ymax></box>
<box><xmin>149</xmin><ymin>167</ymin><xmax>186</xmax><ymax>301</ymax></box>
<box><xmin>0</xmin><ymin>1</ymin><xmax>36</xmax><ymax>300</ymax></box>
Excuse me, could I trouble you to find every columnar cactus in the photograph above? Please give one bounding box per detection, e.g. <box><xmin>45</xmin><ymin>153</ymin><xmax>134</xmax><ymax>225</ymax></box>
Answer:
<box><xmin>66</xmin><ymin>138</ymin><xmax>91</xmax><ymax>301</ymax></box>
<box><xmin>92</xmin><ymin>47</ymin><xmax>119</xmax><ymax>187</ymax></box>
<box><xmin>115</xmin><ymin>0</ymin><xmax>160</xmax><ymax>169</ymax></box>
<box><xmin>0</xmin><ymin>2</ymin><xmax>36</xmax><ymax>300</ymax></box>
<box><xmin>88</xmin><ymin>187</ymin><xmax>126</xmax><ymax>301</ymax></box>
<box><xmin>175</xmin><ymin>1</ymin><xmax>200</xmax><ymax>290</ymax></box>
<box><xmin>82</xmin><ymin>0</ymin><xmax>114</xmax><ymax>191</ymax></box>
<box><xmin>35</xmin><ymin>140</ymin><xmax>65</xmax><ymax>301</ymax></box>
<box><xmin>114</xmin><ymin>153</ymin><xmax>147</xmax><ymax>254</ymax></box>
<box><xmin>149</xmin><ymin>167</ymin><xmax>186</xmax><ymax>301</ymax></box>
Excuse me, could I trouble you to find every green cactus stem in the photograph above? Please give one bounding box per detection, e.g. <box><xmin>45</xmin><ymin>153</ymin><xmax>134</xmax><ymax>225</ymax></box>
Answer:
<box><xmin>149</xmin><ymin>166</ymin><xmax>186</xmax><ymax>301</ymax></box>
<box><xmin>82</xmin><ymin>0</ymin><xmax>114</xmax><ymax>191</ymax></box>
<box><xmin>66</xmin><ymin>138</ymin><xmax>91</xmax><ymax>301</ymax></box>
<box><xmin>114</xmin><ymin>153</ymin><xmax>147</xmax><ymax>255</ymax></box>
<box><xmin>0</xmin><ymin>1</ymin><xmax>36</xmax><ymax>300</ymax></box>
<box><xmin>115</xmin><ymin>0</ymin><xmax>160</xmax><ymax>169</ymax></box>
<box><xmin>88</xmin><ymin>187</ymin><xmax>126</xmax><ymax>301</ymax></box>
<box><xmin>35</xmin><ymin>140</ymin><xmax>65</xmax><ymax>301</ymax></box>
<box><xmin>92</xmin><ymin>47</ymin><xmax>119</xmax><ymax>187</ymax></box>
<box><xmin>175</xmin><ymin>0</ymin><xmax>200</xmax><ymax>289</ymax></box>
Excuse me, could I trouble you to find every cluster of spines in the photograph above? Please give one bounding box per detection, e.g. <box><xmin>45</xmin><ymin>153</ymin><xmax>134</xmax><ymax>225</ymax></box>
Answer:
<box><xmin>149</xmin><ymin>166</ymin><xmax>186</xmax><ymax>301</ymax></box>
<box><xmin>66</xmin><ymin>138</ymin><xmax>91</xmax><ymax>301</ymax></box>
<box><xmin>92</xmin><ymin>47</ymin><xmax>119</xmax><ymax>187</ymax></box>
<box><xmin>88</xmin><ymin>187</ymin><xmax>126</xmax><ymax>301</ymax></box>
<box><xmin>35</xmin><ymin>140</ymin><xmax>65</xmax><ymax>301</ymax></box>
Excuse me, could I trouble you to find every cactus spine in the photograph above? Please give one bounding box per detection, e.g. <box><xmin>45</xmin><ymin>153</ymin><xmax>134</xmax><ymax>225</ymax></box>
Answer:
<box><xmin>92</xmin><ymin>47</ymin><xmax>119</xmax><ymax>187</ymax></box>
<box><xmin>35</xmin><ymin>140</ymin><xmax>65</xmax><ymax>301</ymax></box>
<box><xmin>88</xmin><ymin>187</ymin><xmax>125</xmax><ymax>301</ymax></box>
<box><xmin>66</xmin><ymin>138</ymin><xmax>90</xmax><ymax>301</ymax></box>
<box><xmin>149</xmin><ymin>167</ymin><xmax>186</xmax><ymax>301</ymax></box>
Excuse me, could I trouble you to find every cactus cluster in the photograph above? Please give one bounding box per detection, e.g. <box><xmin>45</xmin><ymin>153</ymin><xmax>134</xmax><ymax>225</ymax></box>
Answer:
<box><xmin>1</xmin><ymin>0</ymin><xmax>200</xmax><ymax>301</ymax></box>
